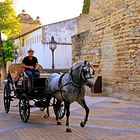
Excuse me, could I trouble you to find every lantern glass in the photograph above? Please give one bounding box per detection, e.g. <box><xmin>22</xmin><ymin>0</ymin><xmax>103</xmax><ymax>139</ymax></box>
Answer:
<box><xmin>49</xmin><ymin>36</ymin><xmax>57</xmax><ymax>51</ymax></box>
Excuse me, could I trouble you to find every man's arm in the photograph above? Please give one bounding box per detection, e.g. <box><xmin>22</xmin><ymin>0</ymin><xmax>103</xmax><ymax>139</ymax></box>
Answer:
<box><xmin>35</xmin><ymin>63</ymin><xmax>39</xmax><ymax>70</ymax></box>
<box><xmin>22</xmin><ymin>63</ymin><xmax>34</xmax><ymax>69</ymax></box>
<box><xmin>34</xmin><ymin>57</ymin><xmax>40</xmax><ymax>70</ymax></box>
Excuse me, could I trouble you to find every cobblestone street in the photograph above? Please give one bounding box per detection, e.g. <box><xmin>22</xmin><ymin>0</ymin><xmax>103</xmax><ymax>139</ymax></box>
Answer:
<box><xmin>0</xmin><ymin>87</ymin><xmax>140</xmax><ymax>140</ymax></box>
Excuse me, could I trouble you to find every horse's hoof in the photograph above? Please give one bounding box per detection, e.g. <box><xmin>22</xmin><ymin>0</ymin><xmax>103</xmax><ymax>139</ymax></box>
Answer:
<box><xmin>44</xmin><ymin>114</ymin><xmax>49</xmax><ymax>119</ymax></box>
<box><xmin>80</xmin><ymin>121</ymin><xmax>85</xmax><ymax>127</ymax></box>
<box><xmin>66</xmin><ymin>128</ymin><xmax>72</xmax><ymax>133</ymax></box>
<box><xmin>57</xmin><ymin>122</ymin><xmax>61</xmax><ymax>125</ymax></box>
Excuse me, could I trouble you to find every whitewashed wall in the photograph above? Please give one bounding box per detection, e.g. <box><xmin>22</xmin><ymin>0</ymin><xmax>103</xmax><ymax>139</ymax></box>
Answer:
<box><xmin>15</xmin><ymin>18</ymin><xmax>77</xmax><ymax>69</ymax></box>
<box><xmin>42</xmin><ymin>18</ymin><xmax>77</xmax><ymax>69</ymax></box>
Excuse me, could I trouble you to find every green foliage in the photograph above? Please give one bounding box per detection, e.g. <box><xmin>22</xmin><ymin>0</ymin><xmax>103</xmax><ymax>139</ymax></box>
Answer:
<box><xmin>0</xmin><ymin>57</ymin><xmax>3</xmax><ymax>65</ymax></box>
<box><xmin>82</xmin><ymin>0</ymin><xmax>90</xmax><ymax>14</ymax></box>
<box><xmin>0</xmin><ymin>0</ymin><xmax>20</xmax><ymax>69</ymax></box>
<box><xmin>0</xmin><ymin>38</ymin><xmax>16</xmax><ymax>65</ymax></box>
<box><xmin>0</xmin><ymin>0</ymin><xmax>20</xmax><ymax>37</ymax></box>
<box><xmin>2</xmin><ymin>38</ymin><xmax>16</xmax><ymax>62</ymax></box>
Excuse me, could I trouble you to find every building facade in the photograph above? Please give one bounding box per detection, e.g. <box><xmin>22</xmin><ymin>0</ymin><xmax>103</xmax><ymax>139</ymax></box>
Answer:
<box><xmin>72</xmin><ymin>0</ymin><xmax>140</xmax><ymax>101</ymax></box>
<box><xmin>15</xmin><ymin>18</ymin><xmax>77</xmax><ymax>69</ymax></box>
<box><xmin>18</xmin><ymin>10</ymin><xmax>41</xmax><ymax>36</ymax></box>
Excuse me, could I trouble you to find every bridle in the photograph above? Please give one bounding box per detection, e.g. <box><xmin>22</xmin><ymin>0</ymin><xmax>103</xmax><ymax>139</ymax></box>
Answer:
<box><xmin>69</xmin><ymin>63</ymin><xmax>94</xmax><ymax>87</ymax></box>
<box><xmin>57</xmin><ymin>62</ymin><xmax>94</xmax><ymax>101</ymax></box>
<box><xmin>80</xmin><ymin>63</ymin><xmax>93</xmax><ymax>82</ymax></box>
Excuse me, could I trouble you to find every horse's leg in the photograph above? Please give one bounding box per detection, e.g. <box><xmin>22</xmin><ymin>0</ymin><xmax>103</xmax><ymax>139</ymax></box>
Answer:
<box><xmin>55</xmin><ymin>99</ymin><xmax>61</xmax><ymax>125</ymax></box>
<box><xmin>46</xmin><ymin>106</ymin><xmax>50</xmax><ymax>117</ymax></box>
<box><xmin>65</xmin><ymin>101</ymin><xmax>72</xmax><ymax>132</ymax></box>
<box><xmin>44</xmin><ymin>96</ymin><xmax>51</xmax><ymax>118</ymax></box>
<box><xmin>78</xmin><ymin>99</ymin><xmax>89</xmax><ymax>127</ymax></box>
<box><xmin>56</xmin><ymin>111</ymin><xmax>61</xmax><ymax>125</ymax></box>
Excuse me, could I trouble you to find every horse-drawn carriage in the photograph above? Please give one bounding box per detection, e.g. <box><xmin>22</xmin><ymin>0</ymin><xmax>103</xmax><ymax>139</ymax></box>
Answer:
<box><xmin>3</xmin><ymin>63</ymin><xmax>65</xmax><ymax>122</ymax></box>
<box><xmin>3</xmin><ymin>61</ymin><xmax>94</xmax><ymax>132</ymax></box>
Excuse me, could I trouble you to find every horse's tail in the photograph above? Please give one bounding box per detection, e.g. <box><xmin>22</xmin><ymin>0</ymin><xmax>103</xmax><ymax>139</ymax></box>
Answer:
<box><xmin>44</xmin><ymin>77</ymin><xmax>52</xmax><ymax>99</ymax></box>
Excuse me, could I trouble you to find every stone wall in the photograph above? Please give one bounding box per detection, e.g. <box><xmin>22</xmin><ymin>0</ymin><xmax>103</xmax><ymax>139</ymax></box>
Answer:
<box><xmin>72</xmin><ymin>0</ymin><xmax>140</xmax><ymax>101</ymax></box>
<box><xmin>19</xmin><ymin>23</ymin><xmax>37</xmax><ymax>36</ymax></box>
<box><xmin>77</xmin><ymin>14</ymin><xmax>90</xmax><ymax>34</ymax></box>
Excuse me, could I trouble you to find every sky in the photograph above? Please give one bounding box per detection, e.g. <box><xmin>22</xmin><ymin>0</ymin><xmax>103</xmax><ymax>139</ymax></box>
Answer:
<box><xmin>13</xmin><ymin>0</ymin><xmax>84</xmax><ymax>25</ymax></box>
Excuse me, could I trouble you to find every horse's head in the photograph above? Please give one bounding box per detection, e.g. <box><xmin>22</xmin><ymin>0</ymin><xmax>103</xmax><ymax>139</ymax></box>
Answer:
<box><xmin>71</xmin><ymin>60</ymin><xmax>94</xmax><ymax>88</ymax></box>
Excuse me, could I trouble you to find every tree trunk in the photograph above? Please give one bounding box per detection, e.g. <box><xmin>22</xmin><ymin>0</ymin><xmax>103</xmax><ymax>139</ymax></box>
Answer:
<box><xmin>0</xmin><ymin>31</ymin><xmax>6</xmax><ymax>81</ymax></box>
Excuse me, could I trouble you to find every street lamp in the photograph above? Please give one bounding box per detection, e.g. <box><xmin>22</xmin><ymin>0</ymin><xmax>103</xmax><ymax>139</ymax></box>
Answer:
<box><xmin>14</xmin><ymin>49</ymin><xmax>18</xmax><ymax>64</ymax></box>
<box><xmin>49</xmin><ymin>36</ymin><xmax>57</xmax><ymax>72</ymax></box>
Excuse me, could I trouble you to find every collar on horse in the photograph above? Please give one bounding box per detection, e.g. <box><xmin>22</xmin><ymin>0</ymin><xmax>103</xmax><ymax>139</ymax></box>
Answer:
<box><xmin>69</xmin><ymin>68</ymin><xmax>82</xmax><ymax>88</ymax></box>
<box><xmin>58</xmin><ymin>63</ymin><xmax>93</xmax><ymax>90</ymax></box>
<box><xmin>58</xmin><ymin>72</ymin><xmax>81</xmax><ymax>101</ymax></box>
<box><xmin>56</xmin><ymin>62</ymin><xmax>93</xmax><ymax>101</ymax></box>
<box><xmin>58</xmin><ymin>70</ymin><xmax>82</xmax><ymax>89</ymax></box>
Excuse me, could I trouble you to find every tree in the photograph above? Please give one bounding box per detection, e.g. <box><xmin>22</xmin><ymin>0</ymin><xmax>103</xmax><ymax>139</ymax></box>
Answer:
<box><xmin>0</xmin><ymin>38</ymin><xmax>17</xmax><ymax>64</ymax></box>
<box><xmin>0</xmin><ymin>0</ymin><xmax>20</xmax><ymax>75</ymax></box>
<box><xmin>82</xmin><ymin>0</ymin><xmax>90</xmax><ymax>14</ymax></box>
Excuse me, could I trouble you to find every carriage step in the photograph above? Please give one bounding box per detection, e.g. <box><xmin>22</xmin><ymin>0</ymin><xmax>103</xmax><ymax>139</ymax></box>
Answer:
<box><xmin>30</xmin><ymin>105</ymin><xmax>36</xmax><ymax>108</ymax></box>
<box><xmin>30</xmin><ymin>102</ymin><xmax>49</xmax><ymax>108</ymax></box>
<box><xmin>12</xmin><ymin>104</ymin><xmax>19</xmax><ymax>107</ymax></box>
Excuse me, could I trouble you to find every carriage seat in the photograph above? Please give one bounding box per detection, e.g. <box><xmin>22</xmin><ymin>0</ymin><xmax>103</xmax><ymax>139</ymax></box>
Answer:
<box><xmin>8</xmin><ymin>63</ymin><xmax>25</xmax><ymax>82</ymax></box>
<box><xmin>8</xmin><ymin>63</ymin><xmax>45</xmax><ymax>83</ymax></box>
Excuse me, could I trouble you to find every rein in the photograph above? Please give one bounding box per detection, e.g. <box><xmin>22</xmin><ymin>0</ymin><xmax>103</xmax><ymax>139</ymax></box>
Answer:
<box><xmin>57</xmin><ymin>70</ymin><xmax>82</xmax><ymax>101</ymax></box>
<box><xmin>57</xmin><ymin>69</ymin><xmax>82</xmax><ymax>90</ymax></box>
<box><xmin>60</xmin><ymin>63</ymin><xmax>93</xmax><ymax>88</ymax></box>
<box><xmin>69</xmin><ymin>68</ymin><xmax>82</xmax><ymax>88</ymax></box>
<box><xmin>57</xmin><ymin>63</ymin><xmax>93</xmax><ymax>90</ymax></box>
<box><xmin>70</xmin><ymin>64</ymin><xmax>93</xmax><ymax>87</ymax></box>
<box><xmin>52</xmin><ymin>62</ymin><xmax>93</xmax><ymax>101</ymax></box>
<box><xmin>80</xmin><ymin>65</ymin><xmax>93</xmax><ymax>82</ymax></box>
<box><xmin>57</xmin><ymin>64</ymin><xmax>93</xmax><ymax>100</ymax></box>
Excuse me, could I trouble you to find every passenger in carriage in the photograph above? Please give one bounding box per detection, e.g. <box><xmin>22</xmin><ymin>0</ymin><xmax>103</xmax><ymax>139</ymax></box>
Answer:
<box><xmin>22</xmin><ymin>48</ymin><xmax>40</xmax><ymax>85</ymax></box>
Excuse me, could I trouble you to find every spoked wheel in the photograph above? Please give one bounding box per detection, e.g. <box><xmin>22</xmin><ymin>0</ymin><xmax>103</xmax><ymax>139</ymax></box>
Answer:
<box><xmin>19</xmin><ymin>94</ymin><xmax>30</xmax><ymax>122</ymax></box>
<box><xmin>3</xmin><ymin>83</ymin><xmax>11</xmax><ymax>113</ymax></box>
<box><xmin>53</xmin><ymin>98</ymin><xmax>65</xmax><ymax>120</ymax></box>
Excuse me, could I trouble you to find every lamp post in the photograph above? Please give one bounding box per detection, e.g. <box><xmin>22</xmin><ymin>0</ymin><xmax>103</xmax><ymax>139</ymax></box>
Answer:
<box><xmin>14</xmin><ymin>49</ymin><xmax>18</xmax><ymax>64</ymax></box>
<box><xmin>49</xmin><ymin>36</ymin><xmax>57</xmax><ymax>72</ymax></box>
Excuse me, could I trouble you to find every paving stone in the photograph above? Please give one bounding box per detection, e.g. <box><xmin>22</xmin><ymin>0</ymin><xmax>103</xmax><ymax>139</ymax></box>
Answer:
<box><xmin>0</xmin><ymin>86</ymin><xmax>139</xmax><ymax>139</ymax></box>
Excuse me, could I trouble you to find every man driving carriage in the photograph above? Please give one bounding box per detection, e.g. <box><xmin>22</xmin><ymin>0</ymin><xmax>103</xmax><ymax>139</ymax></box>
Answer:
<box><xmin>22</xmin><ymin>48</ymin><xmax>40</xmax><ymax>85</ymax></box>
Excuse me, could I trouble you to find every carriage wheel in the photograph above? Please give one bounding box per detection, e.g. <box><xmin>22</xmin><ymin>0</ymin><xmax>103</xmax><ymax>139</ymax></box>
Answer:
<box><xmin>53</xmin><ymin>98</ymin><xmax>65</xmax><ymax>120</ymax></box>
<box><xmin>19</xmin><ymin>94</ymin><xmax>30</xmax><ymax>122</ymax></box>
<box><xmin>3</xmin><ymin>84</ymin><xmax>11</xmax><ymax>113</ymax></box>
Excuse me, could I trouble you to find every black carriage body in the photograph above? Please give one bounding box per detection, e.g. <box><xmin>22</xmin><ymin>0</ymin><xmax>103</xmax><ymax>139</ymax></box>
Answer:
<box><xmin>16</xmin><ymin>77</ymin><xmax>46</xmax><ymax>98</ymax></box>
<box><xmin>3</xmin><ymin>63</ymin><xmax>48</xmax><ymax>114</ymax></box>
<box><xmin>3</xmin><ymin>63</ymin><xmax>65</xmax><ymax>123</ymax></box>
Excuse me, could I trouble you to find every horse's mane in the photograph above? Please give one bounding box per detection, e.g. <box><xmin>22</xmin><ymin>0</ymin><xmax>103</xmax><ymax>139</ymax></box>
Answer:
<box><xmin>72</xmin><ymin>61</ymin><xmax>84</xmax><ymax>70</ymax></box>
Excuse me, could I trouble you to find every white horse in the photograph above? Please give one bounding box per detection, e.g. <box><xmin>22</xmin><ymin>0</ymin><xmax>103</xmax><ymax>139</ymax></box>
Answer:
<box><xmin>44</xmin><ymin>60</ymin><xmax>94</xmax><ymax>132</ymax></box>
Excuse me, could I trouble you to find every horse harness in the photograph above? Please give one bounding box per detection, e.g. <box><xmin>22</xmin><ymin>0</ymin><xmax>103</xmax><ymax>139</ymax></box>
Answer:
<box><xmin>55</xmin><ymin>64</ymin><xmax>93</xmax><ymax>101</ymax></box>
<box><xmin>56</xmin><ymin>72</ymin><xmax>81</xmax><ymax>101</ymax></box>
